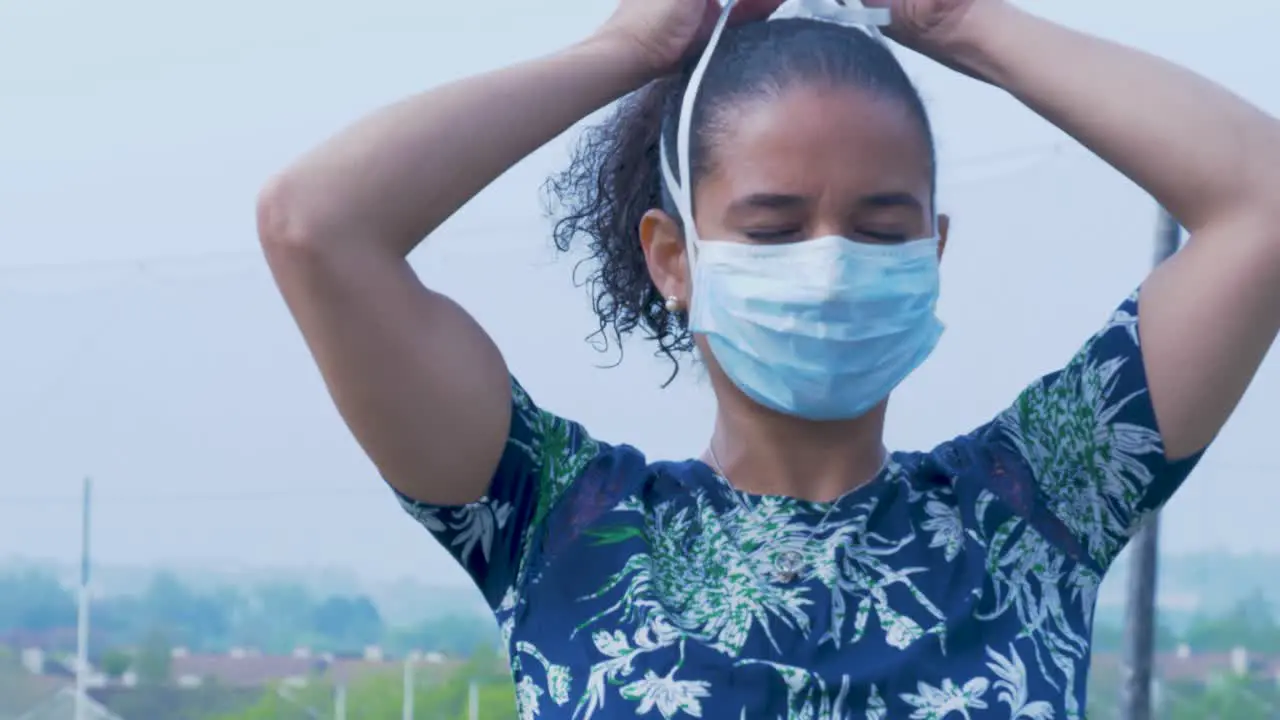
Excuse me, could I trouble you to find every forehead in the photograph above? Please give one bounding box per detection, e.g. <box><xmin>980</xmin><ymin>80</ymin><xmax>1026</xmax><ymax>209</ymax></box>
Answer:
<box><xmin>695</xmin><ymin>84</ymin><xmax>932</xmax><ymax>209</ymax></box>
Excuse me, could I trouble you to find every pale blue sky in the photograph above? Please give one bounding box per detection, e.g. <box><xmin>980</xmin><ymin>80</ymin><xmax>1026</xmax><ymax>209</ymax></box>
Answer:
<box><xmin>2</xmin><ymin>0</ymin><xmax>1279</xmax><ymax>589</ymax></box>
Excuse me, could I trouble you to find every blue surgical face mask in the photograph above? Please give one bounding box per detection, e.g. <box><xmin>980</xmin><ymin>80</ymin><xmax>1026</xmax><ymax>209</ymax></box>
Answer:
<box><xmin>660</xmin><ymin>0</ymin><xmax>944</xmax><ymax>421</ymax></box>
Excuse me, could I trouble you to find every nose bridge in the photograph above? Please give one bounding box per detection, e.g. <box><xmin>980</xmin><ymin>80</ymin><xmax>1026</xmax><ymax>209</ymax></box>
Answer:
<box><xmin>810</xmin><ymin>188</ymin><xmax>851</xmax><ymax>240</ymax></box>
<box><xmin>811</xmin><ymin>220</ymin><xmax>847</xmax><ymax>240</ymax></box>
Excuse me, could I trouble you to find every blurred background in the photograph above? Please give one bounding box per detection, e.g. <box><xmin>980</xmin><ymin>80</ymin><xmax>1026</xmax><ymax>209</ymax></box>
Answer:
<box><xmin>3</xmin><ymin>0</ymin><xmax>1279</xmax><ymax>717</ymax></box>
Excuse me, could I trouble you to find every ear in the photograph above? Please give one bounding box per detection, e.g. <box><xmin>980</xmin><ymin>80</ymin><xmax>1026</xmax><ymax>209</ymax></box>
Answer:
<box><xmin>640</xmin><ymin>208</ymin><xmax>690</xmax><ymax>309</ymax></box>
<box><xmin>936</xmin><ymin>213</ymin><xmax>951</xmax><ymax>262</ymax></box>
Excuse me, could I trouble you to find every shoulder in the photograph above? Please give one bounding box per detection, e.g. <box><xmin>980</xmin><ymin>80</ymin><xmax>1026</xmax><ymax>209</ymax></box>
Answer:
<box><xmin>913</xmin><ymin>427</ymin><xmax>1102</xmax><ymax>573</ymax></box>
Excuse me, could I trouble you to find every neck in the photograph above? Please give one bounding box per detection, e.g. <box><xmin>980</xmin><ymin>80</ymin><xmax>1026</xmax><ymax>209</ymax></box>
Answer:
<box><xmin>706</xmin><ymin>393</ymin><xmax>889</xmax><ymax>503</ymax></box>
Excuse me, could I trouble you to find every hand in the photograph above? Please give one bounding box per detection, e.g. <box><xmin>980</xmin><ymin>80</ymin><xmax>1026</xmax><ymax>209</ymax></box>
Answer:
<box><xmin>865</xmin><ymin>0</ymin><xmax>1011</xmax><ymax>71</ymax></box>
<box><xmin>594</xmin><ymin>0</ymin><xmax>786</xmax><ymax>78</ymax></box>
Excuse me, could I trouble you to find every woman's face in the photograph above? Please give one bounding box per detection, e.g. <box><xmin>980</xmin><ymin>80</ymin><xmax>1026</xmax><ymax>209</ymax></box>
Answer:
<box><xmin>693</xmin><ymin>84</ymin><xmax>937</xmax><ymax>248</ymax></box>
<box><xmin>639</xmin><ymin>82</ymin><xmax>946</xmax><ymax>415</ymax></box>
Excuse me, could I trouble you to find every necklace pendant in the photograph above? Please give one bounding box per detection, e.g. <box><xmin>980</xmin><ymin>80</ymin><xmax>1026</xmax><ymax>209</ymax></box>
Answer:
<box><xmin>772</xmin><ymin>550</ymin><xmax>805</xmax><ymax>584</ymax></box>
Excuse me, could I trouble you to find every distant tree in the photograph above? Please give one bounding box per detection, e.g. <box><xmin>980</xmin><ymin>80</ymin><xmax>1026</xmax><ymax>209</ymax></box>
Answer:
<box><xmin>1091</xmin><ymin>619</ymin><xmax>1179</xmax><ymax>653</ymax></box>
<box><xmin>233</xmin><ymin>582</ymin><xmax>318</xmax><ymax>654</ymax></box>
<box><xmin>0</xmin><ymin>569</ymin><xmax>76</xmax><ymax>633</ymax></box>
<box><xmin>134</xmin><ymin>628</ymin><xmax>172</xmax><ymax>686</ymax></box>
<box><xmin>310</xmin><ymin>595</ymin><xmax>384</xmax><ymax>651</ymax></box>
<box><xmin>141</xmin><ymin>572</ymin><xmax>231</xmax><ymax>650</ymax></box>
<box><xmin>94</xmin><ymin>594</ymin><xmax>147</xmax><ymax>648</ymax></box>
<box><xmin>1184</xmin><ymin>590</ymin><xmax>1280</xmax><ymax>654</ymax></box>
<box><xmin>99</xmin><ymin>648</ymin><xmax>132</xmax><ymax>680</ymax></box>
<box><xmin>388</xmin><ymin>614</ymin><xmax>500</xmax><ymax>657</ymax></box>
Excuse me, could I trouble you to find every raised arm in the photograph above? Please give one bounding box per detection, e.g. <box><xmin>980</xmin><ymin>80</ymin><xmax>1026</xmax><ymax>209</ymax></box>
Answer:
<box><xmin>254</xmin><ymin>0</ymin><xmax>782</xmax><ymax>508</ymax></box>
<box><xmin>941</xmin><ymin>2</ymin><xmax>1280</xmax><ymax>460</ymax></box>
<box><xmin>255</xmin><ymin>32</ymin><xmax>653</xmax><ymax>506</ymax></box>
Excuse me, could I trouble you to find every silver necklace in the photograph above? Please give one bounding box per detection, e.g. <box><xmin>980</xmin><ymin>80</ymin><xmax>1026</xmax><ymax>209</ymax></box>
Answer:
<box><xmin>707</xmin><ymin>446</ymin><xmax>841</xmax><ymax>584</ymax></box>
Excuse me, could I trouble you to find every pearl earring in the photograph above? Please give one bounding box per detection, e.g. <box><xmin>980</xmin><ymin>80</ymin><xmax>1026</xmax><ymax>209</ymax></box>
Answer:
<box><xmin>665</xmin><ymin>296</ymin><xmax>682</xmax><ymax>313</ymax></box>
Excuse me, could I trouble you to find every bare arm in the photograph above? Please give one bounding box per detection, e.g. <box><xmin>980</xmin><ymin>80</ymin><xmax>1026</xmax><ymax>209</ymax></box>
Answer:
<box><xmin>256</xmin><ymin>37</ymin><xmax>651</xmax><ymax>506</ymax></box>
<box><xmin>955</xmin><ymin>5</ymin><xmax>1280</xmax><ymax>459</ymax></box>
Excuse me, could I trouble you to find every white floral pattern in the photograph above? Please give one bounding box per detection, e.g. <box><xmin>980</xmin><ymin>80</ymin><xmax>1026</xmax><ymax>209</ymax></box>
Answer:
<box><xmin>396</xmin><ymin>292</ymin><xmax>1205</xmax><ymax>719</ymax></box>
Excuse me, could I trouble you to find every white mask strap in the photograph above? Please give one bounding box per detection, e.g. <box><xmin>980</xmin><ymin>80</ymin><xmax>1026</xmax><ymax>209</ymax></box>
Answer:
<box><xmin>660</xmin><ymin>0</ymin><xmax>739</xmax><ymax>271</ymax></box>
<box><xmin>658</xmin><ymin>0</ymin><xmax>896</xmax><ymax>270</ymax></box>
<box><xmin>771</xmin><ymin>0</ymin><xmax>892</xmax><ymax>40</ymax></box>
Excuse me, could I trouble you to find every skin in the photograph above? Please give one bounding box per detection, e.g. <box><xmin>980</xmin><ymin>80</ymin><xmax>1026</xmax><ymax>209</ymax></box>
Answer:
<box><xmin>256</xmin><ymin>0</ymin><xmax>1280</xmax><ymax>511</ymax></box>
<box><xmin>640</xmin><ymin>84</ymin><xmax>950</xmax><ymax>501</ymax></box>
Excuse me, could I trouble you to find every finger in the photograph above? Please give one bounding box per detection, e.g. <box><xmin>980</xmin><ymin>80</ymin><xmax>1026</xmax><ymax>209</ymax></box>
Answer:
<box><xmin>699</xmin><ymin>0</ymin><xmax>724</xmax><ymax>31</ymax></box>
<box><xmin>728</xmin><ymin>0</ymin><xmax>786</xmax><ymax>24</ymax></box>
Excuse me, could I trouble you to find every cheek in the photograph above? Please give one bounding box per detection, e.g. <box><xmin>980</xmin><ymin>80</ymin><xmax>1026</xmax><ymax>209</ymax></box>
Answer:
<box><xmin>689</xmin><ymin>335</ymin><xmax>718</xmax><ymax>385</ymax></box>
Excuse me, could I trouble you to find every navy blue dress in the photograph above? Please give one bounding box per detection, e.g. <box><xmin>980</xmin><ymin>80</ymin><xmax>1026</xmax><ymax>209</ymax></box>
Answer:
<box><xmin>398</xmin><ymin>291</ymin><xmax>1202</xmax><ymax>719</ymax></box>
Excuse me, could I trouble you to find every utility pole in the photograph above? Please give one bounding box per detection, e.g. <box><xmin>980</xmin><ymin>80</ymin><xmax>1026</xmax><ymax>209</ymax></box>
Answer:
<box><xmin>469</xmin><ymin>680</ymin><xmax>479</xmax><ymax>720</ymax></box>
<box><xmin>1120</xmin><ymin>206</ymin><xmax>1181</xmax><ymax>720</ymax></box>
<box><xmin>403</xmin><ymin>652</ymin><xmax>419</xmax><ymax>720</ymax></box>
<box><xmin>334</xmin><ymin>684</ymin><xmax>346</xmax><ymax>720</ymax></box>
<box><xmin>74</xmin><ymin>477</ymin><xmax>92</xmax><ymax>720</ymax></box>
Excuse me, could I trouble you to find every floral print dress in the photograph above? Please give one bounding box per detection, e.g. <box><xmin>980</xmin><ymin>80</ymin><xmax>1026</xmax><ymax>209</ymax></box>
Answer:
<box><xmin>397</xmin><ymin>290</ymin><xmax>1204</xmax><ymax>720</ymax></box>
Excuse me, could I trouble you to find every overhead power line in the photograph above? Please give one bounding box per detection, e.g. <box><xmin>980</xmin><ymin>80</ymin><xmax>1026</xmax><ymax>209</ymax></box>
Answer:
<box><xmin>0</xmin><ymin>141</ymin><xmax>1075</xmax><ymax>277</ymax></box>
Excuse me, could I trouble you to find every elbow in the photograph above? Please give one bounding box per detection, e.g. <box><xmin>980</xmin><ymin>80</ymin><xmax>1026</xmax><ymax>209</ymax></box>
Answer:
<box><xmin>1238</xmin><ymin>129</ymin><xmax>1280</xmax><ymax>225</ymax></box>
<box><xmin>256</xmin><ymin>172</ymin><xmax>326</xmax><ymax>257</ymax></box>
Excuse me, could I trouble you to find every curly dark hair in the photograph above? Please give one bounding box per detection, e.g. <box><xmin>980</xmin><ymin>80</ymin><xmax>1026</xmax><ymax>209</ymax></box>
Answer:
<box><xmin>543</xmin><ymin>18</ymin><xmax>936</xmax><ymax>384</ymax></box>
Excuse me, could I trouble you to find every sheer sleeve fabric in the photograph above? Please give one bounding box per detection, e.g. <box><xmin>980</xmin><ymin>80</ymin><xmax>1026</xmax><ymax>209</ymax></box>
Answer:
<box><xmin>991</xmin><ymin>290</ymin><xmax>1205</xmax><ymax>571</ymax></box>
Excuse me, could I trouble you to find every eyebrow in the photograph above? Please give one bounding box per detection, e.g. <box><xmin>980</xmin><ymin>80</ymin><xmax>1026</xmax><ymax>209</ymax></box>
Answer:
<box><xmin>727</xmin><ymin>191</ymin><xmax>924</xmax><ymax>213</ymax></box>
<box><xmin>861</xmin><ymin>192</ymin><xmax>923</xmax><ymax>211</ymax></box>
<box><xmin>727</xmin><ymin>193</ymin><xmax>809</xmax><ymax>212</ymax></box>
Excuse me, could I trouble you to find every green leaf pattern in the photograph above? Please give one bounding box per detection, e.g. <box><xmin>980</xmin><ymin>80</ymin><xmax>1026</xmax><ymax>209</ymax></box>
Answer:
<box><xmin>400</xmin><ymin>294</ymin><xmax>1200</xmax><ymax>719</ymax></box>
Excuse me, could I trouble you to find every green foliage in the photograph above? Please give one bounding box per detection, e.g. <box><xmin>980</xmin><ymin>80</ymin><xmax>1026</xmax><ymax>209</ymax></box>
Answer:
<box><xmin>8</xmin><ymin>561</ymin><xmax>1280</xmax><ymax>719</ymax></box>
<box><xmin>134</xmin><ymin>628</ymin><xmax>173</xmax><ymax>686</ymax></box>
<box><xmin>386</xmin><ymin>615</ymin><xmax>500</xmax><ymax>658</ymax></box>
<box><xmin>1086</xmin><ymin>593</ymin><xmax>1280</xmax><ymax>718</ymax></box>
<box><xmin>236</xmin><ymin>695</ymin><xmax>297</xmax><ymax>720</ymax></box>
<box><xmin>310</xmin><ymin>595</ymin><xmax>384</xmax><ymax>652</ymax></box>
<box><xmin>1183</xmin><ymin>590</ymin><xmax>1280</xmax><ymax>654</ymax></box>
<box><xmin>455</xmin><ymin>683</ymin><xmax>518</xmax><ymax>720</ymax></box>
<box><xmin>1090</xmin><ymin>617</ymin><xmax>1179</xmax><ymax>653</ymax></box>
<box><xmin>213</xmin><ymin>655</ymin><xmax>518</xmax><ymax>720</ymax></box>
<box><xmin>0</xmin><ymin>569</ymin><xmax>76</xmax><ymax>632</ymax></box>
<box><xmin>1167</xmin><ymin>675</ymin><xmax>1279</xmax><ymax>720</ymax></box>
<box><xmin>0</xmin><ymin>568</ymin><xmax>406</xmax><ymax>656</ymax></box>
<box><xmin>99</xmin><ymin>647</ymin><xmax>133</xmax><ymax>679</ymax></box>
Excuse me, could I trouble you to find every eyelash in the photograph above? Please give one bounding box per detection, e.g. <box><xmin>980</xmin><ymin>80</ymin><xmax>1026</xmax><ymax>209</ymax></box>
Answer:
<box><xmin>745</xmin><ymin>229</ymin><xmax>910</xmax><ymax>243</ymax></box>
<box><xmin>860</xmin><ymin>231</ymin><xmax>910</xmax><ymax>243</ymax></box>
<box><xmin>745</xmin><ymin>229</ymin><xmax>799</xmax><ymax>242</ymax></box>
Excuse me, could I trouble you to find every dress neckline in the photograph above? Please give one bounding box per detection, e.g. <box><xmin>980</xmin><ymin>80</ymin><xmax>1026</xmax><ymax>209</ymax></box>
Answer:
<box><xmin>673</xmin><ymin>452</ymin><xmax>904</xmax><ymax>516</ymax></box>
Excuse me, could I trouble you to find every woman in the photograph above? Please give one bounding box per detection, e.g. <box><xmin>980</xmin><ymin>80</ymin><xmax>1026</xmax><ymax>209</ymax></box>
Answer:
<box><xmin>256</xmin><ymin>0</ymin><xmax>1280</xmax><ymax>715</ymax></box>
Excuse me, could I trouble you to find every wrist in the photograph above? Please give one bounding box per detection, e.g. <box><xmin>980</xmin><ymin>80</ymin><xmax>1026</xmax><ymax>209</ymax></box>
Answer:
<box><xmin>573</xmin><ymin>30</ymin><xmax>665</xmax><ymax>93</ymax></box>
<box><xmin>937</xmin><ymin>1</ymin><xmax>1033</xmax><ymax>88</ymax></box>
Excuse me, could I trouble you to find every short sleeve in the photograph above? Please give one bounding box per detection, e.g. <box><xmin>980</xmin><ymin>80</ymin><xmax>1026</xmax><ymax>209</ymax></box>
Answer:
<box><xmin>394</xmin><ymin>377</ymin><xmax>599</xmax><ymax>609</ymax></box>
<box><xmin>993</xmin><ymin>289</ymin><xmax>1206</xmax><ymax>571</ymax></box>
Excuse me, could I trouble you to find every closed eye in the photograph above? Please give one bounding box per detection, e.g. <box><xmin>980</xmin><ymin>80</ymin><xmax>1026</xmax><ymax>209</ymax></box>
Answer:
<box><xmin>744</xmin><ymin>228</ymin><xmax>804</xmax><ymax>243</ymax></box>
<box><xmin>858</xmin><ymin>230</ymin><xmax>911</xmax><ymax>244</ymax></box>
